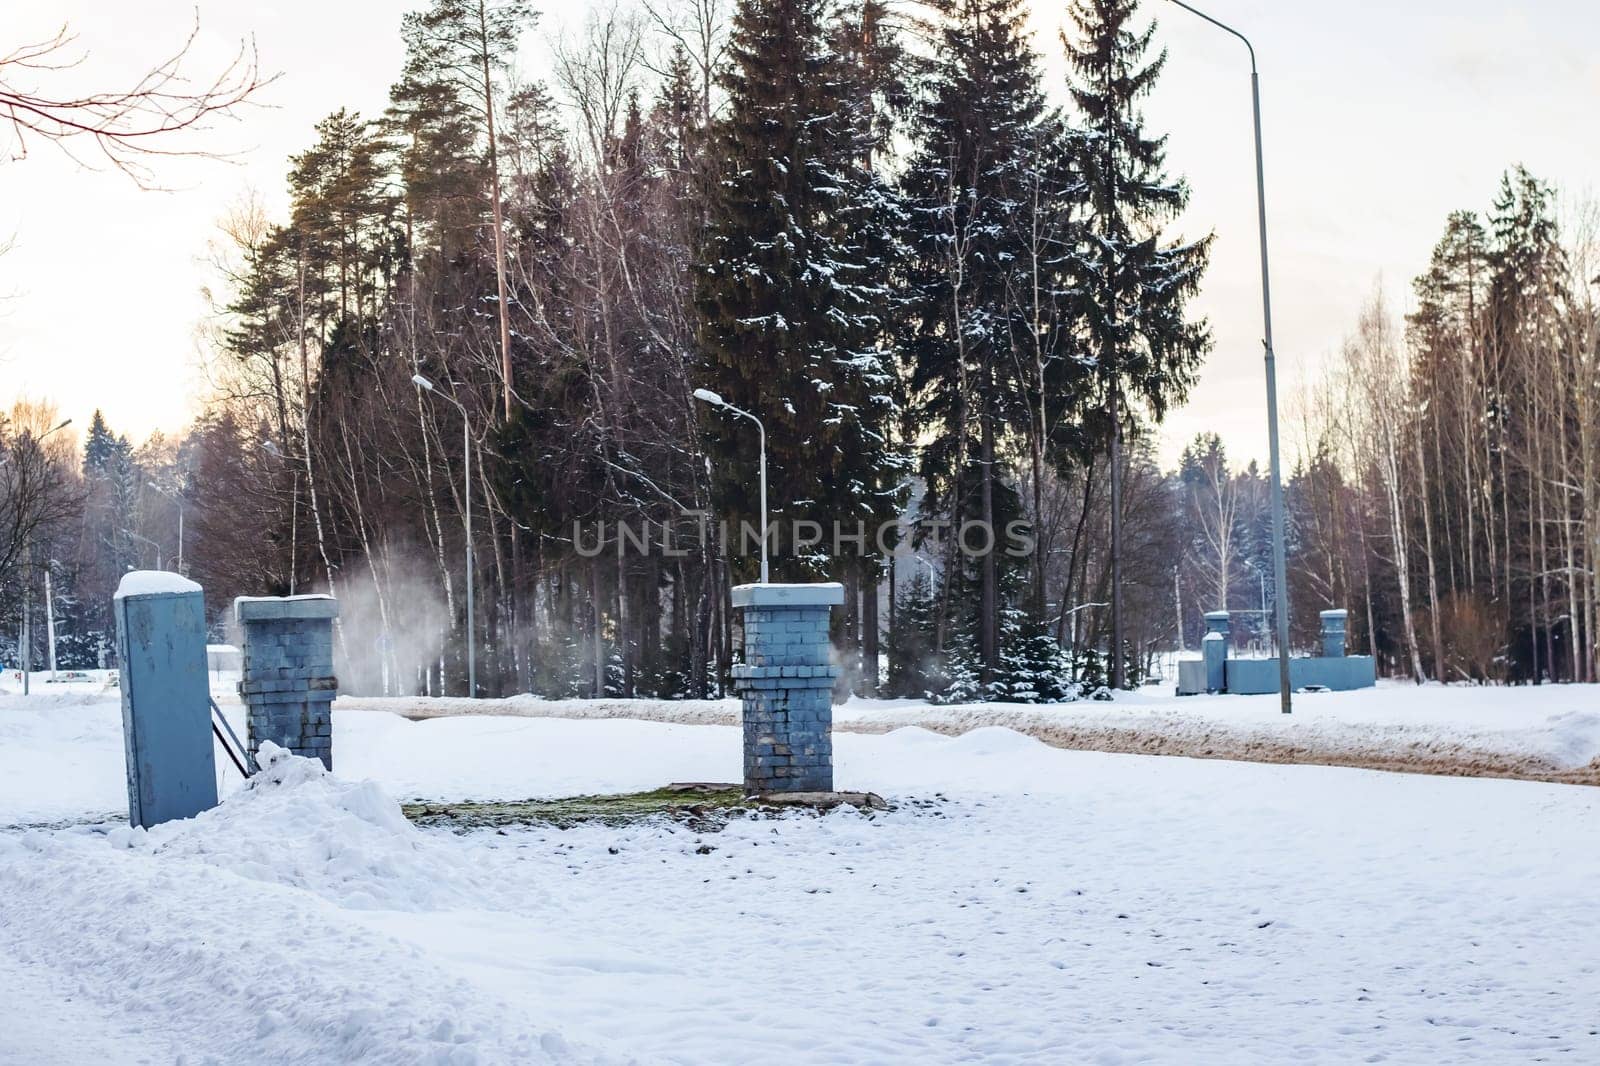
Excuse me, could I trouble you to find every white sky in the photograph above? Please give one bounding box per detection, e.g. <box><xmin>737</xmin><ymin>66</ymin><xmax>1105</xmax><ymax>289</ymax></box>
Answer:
<box><xmin>2</xmin><ymin>0</ymin><xmax>1597</xmax><ymax>467</ymax></box>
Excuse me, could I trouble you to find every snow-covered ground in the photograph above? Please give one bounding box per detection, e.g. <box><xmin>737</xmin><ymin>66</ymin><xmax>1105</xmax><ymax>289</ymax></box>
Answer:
<box><xmin>342</xmin><ymin>680</ymin><xmax>1600</xmax><ymax>785</ymax></box>
<box><xmin>3</xmin><ymin>684</ymin><xmax>1599</xmax><ymax>1063</ymax></box>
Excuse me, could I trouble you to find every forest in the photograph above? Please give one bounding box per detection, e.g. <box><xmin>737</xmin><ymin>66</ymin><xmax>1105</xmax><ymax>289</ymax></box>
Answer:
<box><xmin>3</xmin><ymin>0</ymin><xmax>1595</xmax><ymax>699</ymax></box>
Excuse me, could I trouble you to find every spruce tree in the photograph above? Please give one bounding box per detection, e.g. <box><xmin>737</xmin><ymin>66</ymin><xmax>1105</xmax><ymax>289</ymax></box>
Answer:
<box><xmin>899</xmin><ymin>0</ymin><xmax>1073</xmax><ymax>682</ymax></box>
<box><xmin>886</xmin><ymin>567</ymin><xmax>938</xmax><ymax>696</ymax></box>
<box><xmin>694</xmin><ymin>0</ymin><xmax>903</xmax><ymax>584</ymax></box>
<box><xmin>1063</xmin><ymin>0</ymin><xmax>1211</xmax><ymax>688</ymax></box>
<box><xmin>82</xmin><ymin>411</ymin><xmax>118</xmax><ymax>478</ymax></box>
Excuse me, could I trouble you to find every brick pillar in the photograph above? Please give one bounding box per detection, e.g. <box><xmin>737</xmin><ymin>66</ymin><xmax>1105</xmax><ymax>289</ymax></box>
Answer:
<box><xmin>1319</xmin><ymin>609</ymin><xmax>1349</xmax><ymax>658</ymax></box>
<box><xmin>730</xmin><ymin>583</ymin><xmax>843</xmax><ymax>794</ymax></box>
<box><xmin>1203</xmin><ymin>610</ymin><xmax>1230</xmax><ymax>694</ymax></box>
<box><xmin>235</xmin><ymin>595</ymin><xmax>339</xmax><ymax>770</ymax></box>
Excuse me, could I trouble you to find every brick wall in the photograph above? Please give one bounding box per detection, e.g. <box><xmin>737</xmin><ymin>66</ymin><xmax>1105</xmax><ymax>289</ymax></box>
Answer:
<box><xmin>730</xmin><ymin>585</ymin><xmax>843</xmax><ymax>793</ymax></box>
<box><xmin>235</xmin><ymin>596</ymin><xmax>339</xmax><ymax>770</ymax></box>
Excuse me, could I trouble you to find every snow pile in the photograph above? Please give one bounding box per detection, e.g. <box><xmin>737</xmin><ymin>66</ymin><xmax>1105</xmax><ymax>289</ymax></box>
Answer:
<box><xmin>1537</xmin><ymin>709</ymin><xmax>1600</xmax><ymax>769</ymax></box>
<box><xmin>104</xmin><ymin>742</ymin><xmax>501</xmax><ymax>911</ymax></box>
<box><xmin>0</xmin><ymin>740</ymin><xmax>599</xmax><ymax>1064</ymax></box>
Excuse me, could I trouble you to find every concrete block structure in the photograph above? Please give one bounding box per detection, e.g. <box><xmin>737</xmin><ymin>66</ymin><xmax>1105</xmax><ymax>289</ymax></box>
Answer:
<box><xmin>1202</xmin><ymin>610</ymin><xmax>1231</xmax><ymax>693</ymax></box>
<box><xmin>729</xmin><ymin>583</ymin><xmax>843</xmax><ymax>793</ymax></box>
<box><xmin>1176</xmin><ymin>607</ymin><xmax>1375</xmax><ymax>696</ymax></box>
<box><xmin>1320</xmin><ymin>609</ymin><xmax>1349</xmax><ymax>658</ymax></box>
<box><xmin>235</xmin><ymin>595</ymin><xmax>339</xmax><ymax>770</ymax></box>
<box><xmin>113</xmin><ymin>571</ymin><xmax>218</xmax><ymax>828</ymax></box>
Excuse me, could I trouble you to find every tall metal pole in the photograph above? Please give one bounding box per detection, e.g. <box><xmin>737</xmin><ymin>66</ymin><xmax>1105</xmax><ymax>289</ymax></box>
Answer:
<box><xmin>1166</xmin><ymin>0</ymin><xmax>1292</xmax><ymax>712</ymax></box>
<box><xmin>21</xmin><ymin>541</ymin><xmax>30</xmax><ymax>696</ymax></box>
<box><xmin>755</xmin><ymin>417</ymin><xmax>768</xmax><ymax>585</ymax></box>
<box><xmin>45</xmin><ymin>567</ymin><xmax>58</xmax><ymax>680</ymax></box>
<box><xmin>692</xmin><ymin>389</ymin><xmax>769</xmax><ymax>584</ymax></box>
<box><xmin>463</xmin><ymin>412</ymin><xmax>476</xmax><ymax>698</ymax></box>
<box><xmin>289</xmin><ymin>472</ymin><xmax>299</xmax><ymax>595</ymax></box>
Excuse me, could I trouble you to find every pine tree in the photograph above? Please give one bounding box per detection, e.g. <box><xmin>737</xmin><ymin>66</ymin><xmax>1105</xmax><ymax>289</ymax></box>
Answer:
<box><xmin>1063</xmin><ymin>0</ymin><xmax>1211</xmax><ymax>688</ymax></box>
<box><xmin>386</xmin><ymin>69</ymin><xmax>483</xmax><ymax>259</ymax></box>
<box><xmin>396</xmin><ymin>0</ymin><xmax>535</xmax><ymax>421</ymax></box>
<box><xmin>286</xmin><ymin>110</ymin><xmax>398</xmax><ymax>338</ymax></box>
<box><xmin>695</xmin><ymin>0</ymin><xmax>903</xmax><ymax>584</ymax></box>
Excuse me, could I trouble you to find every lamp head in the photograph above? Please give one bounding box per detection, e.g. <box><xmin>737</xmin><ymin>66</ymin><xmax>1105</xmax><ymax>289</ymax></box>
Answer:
<box><xmin>412</xmin><ymin>374</ymin><xmax>436</xmax><ymax>391</ymax></box>
<box><xmin>692</xmin><ymin>387</ymin><xmax>725</xmax><ymax>407</ymax></box>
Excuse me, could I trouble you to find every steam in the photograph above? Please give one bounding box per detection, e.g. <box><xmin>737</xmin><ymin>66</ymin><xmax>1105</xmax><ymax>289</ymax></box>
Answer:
<box><xmin>328</xmin><ymin>549</ymin><xmax>450</xmax><ymax>697</ymax></box>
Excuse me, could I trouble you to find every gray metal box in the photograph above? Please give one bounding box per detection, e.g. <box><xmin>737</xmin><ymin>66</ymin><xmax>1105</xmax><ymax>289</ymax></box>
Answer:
<box><xmin>113</xmin><ymin>573</ymin><xmax>218</xmax><ymax>828</ymax></box>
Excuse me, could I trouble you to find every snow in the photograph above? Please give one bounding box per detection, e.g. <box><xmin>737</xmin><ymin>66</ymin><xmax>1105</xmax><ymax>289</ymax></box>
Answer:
<box><xmin>234</xmin><ymin>593</ymin><xmax>336</xmax><ymax>604</ymax></box>
<box><xmin>111</xmin><ymin>569</ymin><xmax>201</xmax><ymax>599</ymax></box>
<box><xmin>338</xmin><ymin>681</ymin><xmax>1600</xmax><ymax>785</ymax></box>
<box><xmin>3</xmin><ymin>682</ymin><xmax>1599</xmax><ymax>1062</ymax></box>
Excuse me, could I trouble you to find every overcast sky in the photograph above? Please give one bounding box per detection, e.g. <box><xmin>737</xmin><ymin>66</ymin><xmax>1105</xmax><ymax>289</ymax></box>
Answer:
<box><xmin>2</xmin><ymin>0</ymin><xmax>1596</xmax><ymax>467</ymax></box>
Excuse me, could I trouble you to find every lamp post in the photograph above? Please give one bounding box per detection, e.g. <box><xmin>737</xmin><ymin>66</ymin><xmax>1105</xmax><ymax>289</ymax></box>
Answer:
<box><xmin>413</xmin><ymin>374</ymin><xmax>476</xmax><ymax>697</ymax></box>
<box><xmin>124</xmin><ymin>529</ymin><xmax>163</xmax><ymax>571</ymax></box>
<box><xmin>693</xmin><ymin>387</ymin><xmax>768</xmax><ymax>585</ymax></box>
<box><xmin>149</xmin><ymin>483</ymin><xmax>185</xmax><ymax>574</ymax></box>
<box><xmin>44</xmin><ymin>560</ymin><xmax>59</xmax><ymax>680</ymax></box>
<box><xmin>1164</xmin><ymin>0</ymin><xmax>1292</xmax><ymax>713</ymax></box>
<box><xmin>19</xmin><ymin>418</ymin><xmax>71</xmax><ymax>696</ymax></box>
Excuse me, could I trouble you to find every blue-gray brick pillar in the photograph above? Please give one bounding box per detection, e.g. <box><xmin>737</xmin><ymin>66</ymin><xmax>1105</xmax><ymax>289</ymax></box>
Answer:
<box><xmin>113</xmin><ymin>572</ymin><xmax>218</xmax><ymax>828</ymax></box>
<box><xmin>1203</xmin><ymin>610</ymin><xmax>1230</xmax><ymax>694</ymax></box>
<box><xmin>730</xmin><ymin>583</ymin><xmax>843</xmax><ymax>793</ymax></box>
<box><xmin>236</xmin><ymin>595</ymin><xmax>339</xmax><ymax>770</ymax></box>
<box><xmin>1319</xmin><ymin>609</ymin><xmax>1349</xmax><ymax>659</ymax></box>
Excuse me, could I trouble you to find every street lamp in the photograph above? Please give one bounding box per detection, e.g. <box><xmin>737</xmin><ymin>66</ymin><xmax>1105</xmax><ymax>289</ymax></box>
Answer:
<box><xmin>1164</xmin><ymin>0</ymin><xmax>1293</xmax><ymax>713</ymax></box>
<box><xmin>149</xmin><ymin>482</ymin><xmax>184</xmax><ymax>574</ymax></box>
<box><xmin>413</xmin><ymin>374</ymin><xmax>477</xmax><ymax>697</ymax></box>
<box><xmin>693</xmin><ymin>387</ymin><xmax>769</xmax><ymax>584</ymax></box>
<box><xmin>123</xmin><ymin>529</ymin><xmax>163</xmax><ymax>571</ymax></box>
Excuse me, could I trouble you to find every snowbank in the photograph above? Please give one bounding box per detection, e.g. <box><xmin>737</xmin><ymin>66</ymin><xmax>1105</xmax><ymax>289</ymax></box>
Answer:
<box><xmin>0</xmin><ymin>742</ymin><xmax>602</xmax><ymax>1064</ymax></box>
<box><xmin>339</xmin><ymin>681</ymin><xmax>1600</xmax><ymax>785</ymax></box>
<box><xmin>103</xmin><ymin>742</ymin><xmax>506</xmax><ymax>910</ymax></box>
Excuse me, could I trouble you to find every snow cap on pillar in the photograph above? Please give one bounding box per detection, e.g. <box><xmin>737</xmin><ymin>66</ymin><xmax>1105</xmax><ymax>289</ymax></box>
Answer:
<box><xmin>731</xmin><ymin>582</ymin><xmax>845</xmax><ymax>609</ymax></box>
